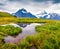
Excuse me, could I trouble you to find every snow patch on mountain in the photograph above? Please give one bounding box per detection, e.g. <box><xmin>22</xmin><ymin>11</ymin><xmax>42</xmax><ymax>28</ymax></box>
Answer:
<box><xmin>13</xmin><ymin>8</ymin><xmax>36</xmax><ymax>18</ymax></box>
<box><xmin>36</xmin><ymin>10</ymin><xmax>60</xmax><ymax>20</ymax></box>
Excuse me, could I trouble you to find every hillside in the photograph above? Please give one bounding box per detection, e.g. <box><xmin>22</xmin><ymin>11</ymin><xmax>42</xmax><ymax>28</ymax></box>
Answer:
<box><xmin>0</xmin><ymin>17</ymin><xmax>60</xmax><ymax>25</ymax></box>
<box><xmin>0</xmin><ymin>12</ymin><xmax>15</xmax><ymax>17</ymax></box>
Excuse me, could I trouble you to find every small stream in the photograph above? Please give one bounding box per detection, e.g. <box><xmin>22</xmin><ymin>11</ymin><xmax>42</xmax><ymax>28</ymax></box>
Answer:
<box><xmin>4</xmin><ymin>23</ymin><xmax>43</xmax><ymax>44</ymax></box>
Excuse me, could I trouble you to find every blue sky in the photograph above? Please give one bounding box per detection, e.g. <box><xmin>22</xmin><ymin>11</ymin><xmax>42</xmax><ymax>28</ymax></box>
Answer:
<box><xmin>0</xmin><ymin>0</ymin><xmax>60</xmax><ymax>14</ymax></box>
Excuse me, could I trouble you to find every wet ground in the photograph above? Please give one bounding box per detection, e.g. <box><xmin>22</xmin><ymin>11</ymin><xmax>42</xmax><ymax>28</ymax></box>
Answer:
<box><xmin>4</xmin><ymin>23</ymin><xmax>43</xmax><ymax>44</ymax></box>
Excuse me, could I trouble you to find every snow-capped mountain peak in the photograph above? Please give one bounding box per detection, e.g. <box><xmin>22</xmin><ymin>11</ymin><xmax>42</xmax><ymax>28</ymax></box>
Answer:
<box><xmin>13</xmin><ymin>8</ymin><xmax>36</xmax><ymax>18</ymax></box>
<box><xmin>37</xmin><ymin>11</ymin><xmax>49</xmax><ymax>18</ymax></box>
<box><xmin>21</xmin><ymin>10</ymin><xmax>27</xmax><ymax>13</ymax></box>
<box><xmin>37</xmin><ymin>10</ymin><xmax>60</xmax><ymax>20</ymax></box>
<box><xmin>16</xmin><ymin>8</ymin><xmax>27</xmax><ymax>13</ymax></box>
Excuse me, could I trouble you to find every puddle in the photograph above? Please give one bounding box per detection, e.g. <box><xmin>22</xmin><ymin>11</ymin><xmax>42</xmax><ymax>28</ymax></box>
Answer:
<box><xmin>4</xmin><ymin>23</ymin><xmax>43</xmax><ymax>44</ymax></box>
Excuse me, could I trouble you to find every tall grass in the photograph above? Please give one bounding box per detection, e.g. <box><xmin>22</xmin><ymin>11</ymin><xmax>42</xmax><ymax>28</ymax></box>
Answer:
<box><xmin>0</xmin><ymin>11</ymin><xmax>60</xmax><ymax>49</ymax></box>
<box><xmin>17</xmin><ymin>22</ymin><xmax>60</xmax><ymax>49</ymax></box>
<box><xmin>0</xmin><ymin>25</ymin><xmax>22</xmax><ymax>36</ymax></box>
<box><xmin>0</xmin><ymin>21</ymin><xmax>60</xmax><ymax>49</ymax></box>
<box><xmin>0</xmin><ymin>17</ymin><xmax>60</xmax><ymax>25</ymax></box>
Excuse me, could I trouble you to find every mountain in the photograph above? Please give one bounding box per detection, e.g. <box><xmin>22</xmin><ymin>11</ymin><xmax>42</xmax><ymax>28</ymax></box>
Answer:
<box><xmin>13</xmin><ymin>8</ymin><xmax>36</xmax><ymax>18</ymax></box>
<box><xmin>37</xmin><ymin>11</ymin><xmax>60</xmax><ymax>20</ymax></box>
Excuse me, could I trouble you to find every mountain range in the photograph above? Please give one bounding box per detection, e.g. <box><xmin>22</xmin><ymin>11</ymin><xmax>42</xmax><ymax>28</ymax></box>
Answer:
<box><xmin>13</xmin><ymin>8</ymin><xmax>60</xmax><ymax>20</ymax></box>
<box><xmin>0</xmin><ymin>8</ymin><xmax>60</xmax><ymax>20</ymax></box>
<box><xmin>37</xmin><ymin>11</ymin><xmax>60</xmax><ymax>20</ymax></box>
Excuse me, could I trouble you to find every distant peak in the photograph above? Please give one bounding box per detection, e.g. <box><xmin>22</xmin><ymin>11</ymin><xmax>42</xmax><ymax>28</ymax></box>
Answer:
<box><xmin>20</xmin><ymin>8</ymin><xmax>26</xmax><ymax>11</ymax></box>
<box><xmin>41</xmin><ymin>10</ymin><xmax>47</xmax><ymax>14</ymax></box>
<box><xmin>37</xmin><ymin>10</ymin><xmax>47</xmax><ymax>15</ymax></box>
<box><xmin>17</xmin><ymin>8</ymin><xmax>27</xmax><ymax>13</ymax></box>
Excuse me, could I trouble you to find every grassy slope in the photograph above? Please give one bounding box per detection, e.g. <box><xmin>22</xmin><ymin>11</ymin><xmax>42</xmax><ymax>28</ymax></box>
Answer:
<box><xmin>0</xmin><ymin>12</ymin><xmax>60</xmax><ymax>49</ymax></box>
<box><xmin>0</xmin><ymin>12</ymin><xmax>14</xmax><ymax>17</ymax></box>
<box><xmin>0</xmin><ymin>12</ymin><xmax>16</xmax><ymax>25</ymax></box>
<box><xmin>0</xmin><ymin>17</ymin><xmax>60</xmax><ymax>25</ymax></box>
<box><xmin>0</xmin><ymin>11</ymin><xmax>60</xmax><ymax>25</ymax></box>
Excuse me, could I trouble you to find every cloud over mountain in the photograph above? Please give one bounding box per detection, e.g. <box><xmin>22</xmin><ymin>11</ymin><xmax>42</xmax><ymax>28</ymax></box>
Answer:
<box><xmin>0</xmin><ymin>0</ymin><xmax>60</xmax><ymax>14</ymax></box>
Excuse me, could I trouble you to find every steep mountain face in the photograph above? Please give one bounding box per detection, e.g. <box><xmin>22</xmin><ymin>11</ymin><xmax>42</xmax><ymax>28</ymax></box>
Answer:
<box><xmin>37</xmin><ymin>11</ymin><xmax>60</xmax><ymax>20</ymax></box>
<box><xmin>13</xmin><ymin>8</ymin><xmax>36</xmax><ymax>18</ymax></box>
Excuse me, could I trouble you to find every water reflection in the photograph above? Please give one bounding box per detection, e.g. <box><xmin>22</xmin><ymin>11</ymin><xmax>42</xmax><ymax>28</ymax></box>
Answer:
<box><xmin>17</xmin><ymin>23</ymin><xmax>30</xmax><ymax>28</ymax></box>
<box><xmin>4</xmin><ymin>23</ymin><xmax>43</xmax><ymax>44</ymax></box>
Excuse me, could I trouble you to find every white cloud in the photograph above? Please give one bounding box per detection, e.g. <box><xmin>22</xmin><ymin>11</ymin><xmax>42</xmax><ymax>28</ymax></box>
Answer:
<box><xmin>45</xmin><ymin>4</ymin><xmax>60</xmax><ymax>14</ymax></box>
<box><xmin>0</xmin><ymin>0</ymin><xmax>60</xmax><ymax>15</ymax></box>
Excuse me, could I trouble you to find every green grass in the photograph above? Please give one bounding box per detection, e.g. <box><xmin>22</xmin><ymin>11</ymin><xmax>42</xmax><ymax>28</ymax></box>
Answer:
<box><xmin>0</xmin><ymin>12</ymin><xmax>15</xmax><ymax>17</ymax></box>
<box><xmin>0</xmin><ymin>25</ymin><xmax>22</xmax><ymax>36</ymax></box>
<box><xmin>0</xmin><ymin>21</ymin><xmax>60</xmax><ymax>49</ymax></box>
<box><xmin>0</xmin><ymin>17</ymin><xmax>60</xmax><ymax>25</ymax></box>
<box><xmin>36</xmin><ymin>22</ymin><xmax>60</xmax><ymax>33</ymax></box>
<box><xmin>18</xmin><ymin>22</ymin><xmax>60</xmax><ymax>49</ymax></box>
<box><xmin>0</xmin><ymin>11</ymin><xmax>60</xmax><ymax>49</ymax></box>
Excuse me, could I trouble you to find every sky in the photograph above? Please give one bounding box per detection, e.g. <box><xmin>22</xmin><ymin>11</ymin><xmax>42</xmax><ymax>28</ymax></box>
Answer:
<box><xmin>0</xmin><ymin>0</ymin><xmax>60</xmax><ymax>14</ymax></box>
